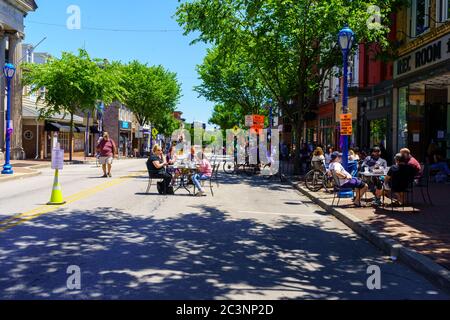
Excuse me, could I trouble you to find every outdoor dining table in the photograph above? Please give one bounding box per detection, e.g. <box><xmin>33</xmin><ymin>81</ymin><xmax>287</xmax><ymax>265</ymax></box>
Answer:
<box><xmin>359</xmin><ymin>168</ymin><xmax>390</xmax><ymax>203</ymax></box>
<box><xmin>168</xmin><ymin>164</ymin><xmax>199</xmax><ymax>195</ymax></box>
<box><xmin>359</xmin><ymin>169</ymin><xmax>389</xmax><ymax>178</ymax></box>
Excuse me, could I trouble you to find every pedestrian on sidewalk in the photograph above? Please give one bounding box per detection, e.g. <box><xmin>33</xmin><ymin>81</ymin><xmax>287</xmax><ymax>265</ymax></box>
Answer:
<box><xmin>96</xmin><ymin>132</ymin><xmax>117</xmax><ymax>178</ymax></box>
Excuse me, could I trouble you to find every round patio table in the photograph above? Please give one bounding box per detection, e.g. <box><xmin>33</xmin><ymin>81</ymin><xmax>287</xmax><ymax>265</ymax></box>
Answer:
<box><xmin>168</xmin><ymin>164</ymin><xmax>199</xmax><ymax>195</ymax></box>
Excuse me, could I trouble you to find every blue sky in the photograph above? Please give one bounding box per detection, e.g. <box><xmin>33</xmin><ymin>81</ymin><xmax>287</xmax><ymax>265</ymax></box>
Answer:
<box><xmin>23</xmin><ymin>0</ymin><xmax>213</xmax><ymax>124</ymax></box>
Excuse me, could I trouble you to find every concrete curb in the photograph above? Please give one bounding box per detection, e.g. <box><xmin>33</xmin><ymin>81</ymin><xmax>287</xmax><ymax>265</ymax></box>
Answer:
<box><xmin>0</xmin><ymin>171</ymin><xmax>42</xmax><ymax>183</ymax></box>
<box><xmin>287</xmin><ymin>177</ymin><xmax>450</xmax><ymax>293</ymax></box>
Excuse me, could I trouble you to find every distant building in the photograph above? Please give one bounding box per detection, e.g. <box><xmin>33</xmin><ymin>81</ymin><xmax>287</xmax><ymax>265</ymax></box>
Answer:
<box><xmin>0</xmin><ymin>0</ymin><xmax>38</xmax><ymax>160</ymax></box>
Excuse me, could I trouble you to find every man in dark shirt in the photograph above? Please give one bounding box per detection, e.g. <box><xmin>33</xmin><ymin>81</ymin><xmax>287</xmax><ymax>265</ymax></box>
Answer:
<box><xmin>385</xmin><ymin>153</ymin><xmax>415</xmax><ymax>204</ymax></box>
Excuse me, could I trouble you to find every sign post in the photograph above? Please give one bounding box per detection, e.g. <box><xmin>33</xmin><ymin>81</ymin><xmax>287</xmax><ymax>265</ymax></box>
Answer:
<box><xmin>48</xmin><ymin>140</ymin><xmax>66</xmax><ymax>205</ymax></box>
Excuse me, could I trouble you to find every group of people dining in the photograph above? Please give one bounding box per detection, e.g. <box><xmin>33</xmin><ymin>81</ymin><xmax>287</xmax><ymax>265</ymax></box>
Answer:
<box><xmin>146</xmin><ymin>144</ymin><xmax>213</xmax><ymax>197</ymax></box>
<box><xmin>311</xmin><ymin>145</ymin><xmax>423</xmax><ymax>207</ymax></box>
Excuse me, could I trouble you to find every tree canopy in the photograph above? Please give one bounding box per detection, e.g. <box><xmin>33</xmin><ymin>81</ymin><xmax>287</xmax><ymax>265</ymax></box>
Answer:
<box><xmin>119</xmin><ymin>60</ymin><xmax>182</xmax><ymax>128</ymax></box>
<box><xmin>22</xmin><ymin>49</ymin><xmax>126</xmax><ymax>160</ymax></box>
<box><xmin>195</xmin><ymin>46</ymin><xmax>268</xmax><ymax>126</ymax></box>
<box><xmin>177</xmin><ymin>0</ymin><xmax>404</xmax><ymax>171</ymax></box>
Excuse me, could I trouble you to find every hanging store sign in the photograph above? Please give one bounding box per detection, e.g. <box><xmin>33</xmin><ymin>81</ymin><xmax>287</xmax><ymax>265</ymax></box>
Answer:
<box><xmin>119</xmin><ymin>121</ymin><xmax>131</xmax><ymax>130</ymax></box>
<box><xmin>394</xmin><ymin>33</ymin><xmax>450</xmax><ymax>79</ymax></box>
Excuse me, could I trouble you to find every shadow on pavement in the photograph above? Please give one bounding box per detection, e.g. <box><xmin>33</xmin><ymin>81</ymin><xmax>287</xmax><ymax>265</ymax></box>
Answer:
<box><xmin>0</xmin><ymin>202</ymin><xmax>446</xmax><ymax>300</ymax></box>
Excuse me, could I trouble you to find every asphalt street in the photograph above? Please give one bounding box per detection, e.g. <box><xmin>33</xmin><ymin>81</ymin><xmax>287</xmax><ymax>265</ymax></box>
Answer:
<box><xmin>0</xmin><ymin>159</ymin><xmax>448</xmax><ymax>299</ymax></box>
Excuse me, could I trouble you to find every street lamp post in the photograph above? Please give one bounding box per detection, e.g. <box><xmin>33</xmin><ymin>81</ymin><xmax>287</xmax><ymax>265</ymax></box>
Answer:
<box><xmin>2</xmin><ymin>63</ymin><xmax>16</xmax><ymax>175</ymax></box>
<box><xmin>267</xmin><ymin>99</ymin><xmax>273</xmax><ymax>157</ymax></box>
<box><xmin>338</xmin><ymin>25</ymin><xmax>355</xmax><ymax>171</ymax></box>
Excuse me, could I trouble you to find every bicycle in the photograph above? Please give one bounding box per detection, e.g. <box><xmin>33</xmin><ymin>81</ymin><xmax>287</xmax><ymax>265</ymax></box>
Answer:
<box><xmin>304</xmin><ymin>161</ymin><xmax>331</xmax><ymax>192</ymax></box>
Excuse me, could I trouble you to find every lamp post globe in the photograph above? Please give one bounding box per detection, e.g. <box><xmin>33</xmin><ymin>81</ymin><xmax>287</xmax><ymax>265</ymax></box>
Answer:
<box><xmin>2</xmin><ymin>63</ymin><xmax>16</xmax><ymax>175</ymax></box>
<box><xmin>3</xmin><ymin>63</ymin><xmax>16</xmax><ymax>79</ymax></box>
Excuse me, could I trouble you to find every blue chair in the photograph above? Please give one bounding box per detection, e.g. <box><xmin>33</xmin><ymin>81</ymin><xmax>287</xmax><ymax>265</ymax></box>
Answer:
<box><xmin>331</xmin><ymin>170</ymin><xmax>354</xmax><ymax>206</ymax></box>
<box><xmin>348</xmin><ymin>160</ymin><xmax>359</xmax><ymax>178</ymax></box>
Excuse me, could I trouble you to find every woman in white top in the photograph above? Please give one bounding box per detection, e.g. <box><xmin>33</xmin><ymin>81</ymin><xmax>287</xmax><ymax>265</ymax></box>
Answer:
<box><xmin>311</xmin><ymin>147</ymin><xmax>326</xmax><ymax>171</ymax></box>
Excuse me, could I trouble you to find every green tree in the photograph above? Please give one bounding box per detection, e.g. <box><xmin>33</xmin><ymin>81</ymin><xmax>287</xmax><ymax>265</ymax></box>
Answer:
<box><xmin>120</xmin><ymin>60</ymin><xmax>182</xmax><ymax>130</ymax></box>
<box><xmin>196</xmin><ymin>46</ymin><xmax>268</xmax><ymax>126</ymax></box>
<box><xmin>176</xmin><ymin>0</ymin><xmax>403</xmax><ymax>172</ymax></box>
<box><xmin>22</xmin><ymin>49</ymin><xmax>125</xmax><ymax>161</ymax></box>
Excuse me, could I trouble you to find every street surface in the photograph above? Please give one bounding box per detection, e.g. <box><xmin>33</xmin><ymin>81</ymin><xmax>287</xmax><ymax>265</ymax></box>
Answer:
<box><xmin>0</xmin><ymin>159</ymin><xmax>448</xmax><ymax>299</ymax></box>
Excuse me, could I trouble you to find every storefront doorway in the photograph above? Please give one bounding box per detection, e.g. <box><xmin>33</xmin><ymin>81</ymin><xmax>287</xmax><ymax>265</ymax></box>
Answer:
<box><xmin>398</xmin><ymin>83</ymin><xmax>449</xmax><ymax>162</ymax></box>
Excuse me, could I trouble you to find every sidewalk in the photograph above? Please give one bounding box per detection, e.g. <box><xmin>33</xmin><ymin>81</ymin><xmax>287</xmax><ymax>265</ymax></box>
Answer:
<box><xmin>289</xmin><ymin>176</ymin><xmax>450</xmax><ymax>291</ymax></box>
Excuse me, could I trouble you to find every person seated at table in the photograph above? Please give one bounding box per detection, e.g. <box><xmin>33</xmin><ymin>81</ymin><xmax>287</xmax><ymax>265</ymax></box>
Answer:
<box><xmin>361</xmin><ymin>147</ymin><xmax>388</xmax><ymax>205</ymax></box>
<box><xmin>146</xmin><ymin>145</ymin><xmax>173</xmax><ymax>195</ymax></box>
<box><xmin>384</xmin><ymin>154</ymin><xmax>415</xmax><ymax>205</ymax></box>
<box><xmin>190</xmin><ymin>146</ymin><xmax>196</xmax><ymax>162</ymax></box>
<box><xmin>325</xmin><ymin>146</ymin><xmax>334</xmax><ymax>166</ymax></box>
<box><xmin>166</xmin><ymin>146</ymin><xmax>178</xmax><ymax>165</ymax></box>
<box><xmin>311</xmin><ymin>147</ymin><xmax>326</xmax><ymax>167</ymax></box>
<box><xmin>166</xmin><ymin>146</ymin><xmax>181</xmax><ymax>182</ymax></box>
<box><xmin>349</xmin><ymin>149</ymin><xmax>360</xmax><ymax>161</ymax></box>
<box><xmin>192</xmin><ymin>151</ymin><xmax>213</xmax><ymax>197</ymax></box>
<box><xmin>400</xmin><ymin>148</ymin><xmax>422</xmax><ymax>178</ymax></box>
<box><xmin>361</xmin><ymin>147</ymin><xmax>388</xmax><ymax>170</ymax></box>
<box><xmin>329</xmin><ymin>152</ymin><xmax>368</xmax><ymax>207</ymax></box>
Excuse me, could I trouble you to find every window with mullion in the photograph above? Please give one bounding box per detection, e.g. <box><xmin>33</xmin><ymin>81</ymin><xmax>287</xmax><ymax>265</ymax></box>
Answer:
<box><xmin>411</xmin><ymin>0</ymin><xmax>430</xmax><ymax>37</ymax></box>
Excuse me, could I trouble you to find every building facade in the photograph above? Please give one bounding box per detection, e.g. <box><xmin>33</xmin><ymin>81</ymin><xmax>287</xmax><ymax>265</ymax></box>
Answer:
<box><xmin>102</xmin><ymin>102</ymin><xmax>136</xmax><ymax>158</ymax></box>
<box><xmin>393</xmin><ymin>0</ymin><xmax>450</xmax><ymax>162</ymax></box>
<box><xmin>0</xmin><ymin>0</ymin><xmax>37</xmax><ymax>160</ymax></box>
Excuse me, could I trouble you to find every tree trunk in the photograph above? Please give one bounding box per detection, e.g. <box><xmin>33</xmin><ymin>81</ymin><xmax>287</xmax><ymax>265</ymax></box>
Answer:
<box><xmin>69</xmin><ymin>113</ymin><xmax>74</xmax><ymax>162</ymax></box>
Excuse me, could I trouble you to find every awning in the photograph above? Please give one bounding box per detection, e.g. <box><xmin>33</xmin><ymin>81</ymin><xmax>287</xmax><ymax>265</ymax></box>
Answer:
<box><xmin>75</xmin><ymin>126</ymin><xmax>87</xmax><ymax>133</ymax></box>
<box><xmin>45</xmin><ymin>122</ymin><xmax>72</xmax><ymax>132</ymax></box>
<box><xmin>90</xmin><ymin>126</ymin><xmax>100</xmax><ymax>134</ymax></box>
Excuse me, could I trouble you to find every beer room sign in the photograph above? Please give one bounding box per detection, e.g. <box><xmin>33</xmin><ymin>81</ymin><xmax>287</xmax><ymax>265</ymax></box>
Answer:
<box><xmin>394</xmin><ymin>33</ymin><xmax>450</xmax><ymax>79</ymax></box>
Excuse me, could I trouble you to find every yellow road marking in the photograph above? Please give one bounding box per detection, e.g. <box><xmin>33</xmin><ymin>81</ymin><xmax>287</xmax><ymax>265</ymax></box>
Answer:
<box><xmin>0</xmin><ymin>171</ymin><xmax>146</xmax><ymax>232</ymax></box>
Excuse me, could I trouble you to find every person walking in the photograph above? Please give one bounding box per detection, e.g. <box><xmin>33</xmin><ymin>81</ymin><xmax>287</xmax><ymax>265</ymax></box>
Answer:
<box><xmin>96</xmin><ymin>132</ymin><xmax>117</xmax><ymax>178</ymax></box>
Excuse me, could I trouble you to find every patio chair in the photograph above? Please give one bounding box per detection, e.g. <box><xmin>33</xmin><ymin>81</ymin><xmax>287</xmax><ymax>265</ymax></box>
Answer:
<box><xmin>193</xmin><ymin>162</ymin><xmax>221</xmax><ymax>197</ymax></box>
<box><xmin>331</xmin><ymin>170</ymin><xmax>354</xmax><ymax>207</ymax></box>
<box><xmin>414</xmin><ymin>164</ymin><xmax>433</xmax><ymax>206</ymax></box>
<box><xmin>146</xmin><ymin>173</ymin><xmax>167</xmax><ymax>194</ymax></box>
<box><xmin>383</xmin><ymin>179</ymin><xmax>415</xmax><ymax>213</ymax></box>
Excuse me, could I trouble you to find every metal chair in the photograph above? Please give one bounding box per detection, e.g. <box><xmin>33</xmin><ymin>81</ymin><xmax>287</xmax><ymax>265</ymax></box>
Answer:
<box><xmin>331</xmin><ymin>170</ymin><xmax>352</xmax><ymax>207</ymax></box>
<box><xmin>414</xmin><ymin>164</ymin><xmax>433</xmax><ymax>206</ymax></box>
<box><xmin>146</xmin><ymin>173</ymin><xmax>167</xmax><ymax>194</ymax></box>
<box><xmin>193</xmin><ymin>163</ymin><xmax>221</xmax><ymax>196</ymax></box>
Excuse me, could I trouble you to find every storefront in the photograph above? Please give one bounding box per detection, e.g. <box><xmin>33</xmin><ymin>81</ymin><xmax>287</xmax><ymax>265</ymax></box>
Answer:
<box><xmin>119</xmin><ymin>120</ymin><xmax>132</xmax><ymax>157</ymax></box>
<box><xmin>22</xmin><ymin>105</ymin><xmax>85</xmax><ymax>159</ymax></box>
<box><xmin>357</xmin><ymin>81</ymin><xmax>393</xmax><ymax>159</ymax></box>
<box><xmin>317</xmin><ymin>100</ymin><xmax>335</xmax><ymax>148</ymax></box>
<box><xmin>394</xmin><ymin>31</ymin><xmax>450</xmax><ymax>162</ymax></box>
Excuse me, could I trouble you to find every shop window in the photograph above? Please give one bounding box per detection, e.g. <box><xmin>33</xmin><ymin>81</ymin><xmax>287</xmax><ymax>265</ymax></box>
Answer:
<box><xmin>369</xmin><ymin>118</ymin><xmax>387</xmax><ymax>148</ymax></box>
<box><xmin>410</xmin><ymin>0</ymin><xmax>430</xmax><ymax>37</ymax></box>
<box><xmin>437</xmin><ymin>0</ymin><xmax>450</xmax><ymax>22</ymax></box>
<box><xmin>398</xmin><ymin>87</ymin><xmax>408</xmax><ymax>150</ymax></box>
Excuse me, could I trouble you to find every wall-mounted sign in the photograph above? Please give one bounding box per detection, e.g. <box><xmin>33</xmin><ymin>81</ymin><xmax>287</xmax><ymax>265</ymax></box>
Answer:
<box><xmin>340</xmin><ymin>114</ymin><xmax>353</xmax><ymax>136</ymax></box>
<box><xmin>119</xmin><ymin>121</ymin><xmax>131</xmax><ymax>130</ymax></box>
<box><xmin>24</xmin><ymin>130</ymin><xmax>34</xmax><ymax>141</ymax></box>
<box><xmin>394</xmin><ymin>33</ymin><xmax>450</xmax><ymax>79</ymax></box>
